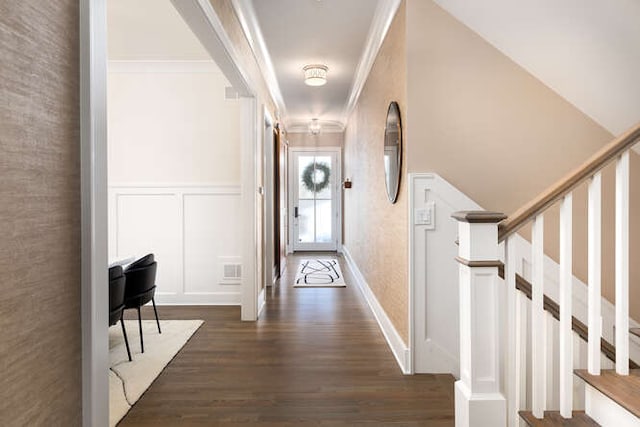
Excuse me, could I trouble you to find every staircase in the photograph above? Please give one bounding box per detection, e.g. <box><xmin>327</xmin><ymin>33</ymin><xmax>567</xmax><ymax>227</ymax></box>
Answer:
<box><xmin>453</xmin><ymin>123</ymin><xmax>640</xmax><ymax>426</ymax></box>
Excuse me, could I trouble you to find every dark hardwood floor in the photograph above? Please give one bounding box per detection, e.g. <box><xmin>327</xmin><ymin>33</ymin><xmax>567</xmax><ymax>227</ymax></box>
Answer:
<box><xmin>120</xmin><ymin>253</ymin><xmax>455</xmax><ymax>426</ymax></box>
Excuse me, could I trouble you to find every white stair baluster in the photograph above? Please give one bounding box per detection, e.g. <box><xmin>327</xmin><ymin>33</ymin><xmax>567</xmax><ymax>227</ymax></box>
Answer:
<box><xmin>559</xmin><ymin>193</ymin><xmax>573</xmax><ymax>417</ymax></box>
<box><xmin>588</xmin><ymin>173</ymin><xmax>602</xmax><ymax>375</ymax></box>
<box><xmin>615</xmin><ymin>151</ymin><xmax>630</xmax><ymax>375</ymax></box>
<box><xmin>505</xmin><ymin>237</ymin><xmax>520</xmax><ymax>426</ymax></box>
<box><xmin>532</xmin><ymin>214</ymin><xmax>546</xmax><ymax>418</ymax></box>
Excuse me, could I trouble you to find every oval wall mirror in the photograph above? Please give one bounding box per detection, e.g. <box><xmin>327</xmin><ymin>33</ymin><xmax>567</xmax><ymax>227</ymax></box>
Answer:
<box><xmin>384</xmin><ymin>101</ymin><xmax>402</xmax><ymax>203</ymax></box>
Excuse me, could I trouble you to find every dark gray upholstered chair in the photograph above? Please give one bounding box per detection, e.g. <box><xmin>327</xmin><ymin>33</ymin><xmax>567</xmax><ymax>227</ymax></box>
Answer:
<box><xmin>124</xmin><ymin>254</ymin><xmax>161</xmax><ymax>353</ymax></box>
<box><xmin>109</xmin><ymin>265</ymin><xmax>132</xmax><ymax>361</ymax></box>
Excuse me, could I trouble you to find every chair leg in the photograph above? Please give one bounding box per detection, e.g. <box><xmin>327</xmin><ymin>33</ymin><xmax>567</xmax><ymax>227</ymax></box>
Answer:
<box><xmin>137</xmin><ymin>306</ymin><xmax>144</xmax><ymax>353</ymax></box>
<box><xmin>120</xmin><ymin>316</ymin><xmax>132</xmax><ymax>362</ymax></box>
<box><xmin>152</xmin><ymin>297</ymin><xmax>161</xmax><ymax>334</ymax></box>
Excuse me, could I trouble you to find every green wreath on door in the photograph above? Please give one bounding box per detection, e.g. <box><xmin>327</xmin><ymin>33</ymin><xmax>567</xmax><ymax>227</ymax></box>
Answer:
<box><xmin>302</xmin><ymin>162</ymin><xmax>331</xmax><ymax>193</ymax></box>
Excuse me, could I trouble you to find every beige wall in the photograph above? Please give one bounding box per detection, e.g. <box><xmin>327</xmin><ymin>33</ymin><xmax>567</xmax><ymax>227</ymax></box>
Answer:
<box><xmin>405</xmin><ymin>0</ymin><xmax>640</xmax><ymax>318</ymax></box>
<box><xmin>287</xmin><ymin>132</ymin><xmax>344</xmax><ymax>148</ymax></box>
<box><xmin>345</xmin><ymin>0</ymin><xmax>640</xmax><ymax>340</ymax></box>
<box><xmin>344</xmin><ymin>1</ymin><xmax>409</xmax><ymax>343</ymax></box>
<box><xmin>0</xmin><ymin>1</ymin><xmax>81</xmax><ymax>424</ymax></box>
<box><xmin>108</xmin><ymin>67</ymin><xmax>241</xmax><ymax>184</ymax></box>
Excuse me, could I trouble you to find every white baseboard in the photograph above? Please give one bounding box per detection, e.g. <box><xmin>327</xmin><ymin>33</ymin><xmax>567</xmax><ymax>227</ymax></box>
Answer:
<box><xmin>155</xmin><ymin>292</ymin><xmax>240</xmax><ymax>305</ymax></box>
<box><xmin>423</xmin><ymin>338</ymin><xmax>460</xmax><ymax>378</ymax></box>
<box><xmin>342</xmin><ymin>246</ymin><xmax>411</xmax><ymax>374</ymax></box>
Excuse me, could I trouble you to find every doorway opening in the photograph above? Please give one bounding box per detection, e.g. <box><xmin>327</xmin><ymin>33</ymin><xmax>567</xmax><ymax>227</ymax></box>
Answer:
<box><xmin>81</xmin><ymin>0</ymin><xmax>262</xmax><ymax>424</ymax></box>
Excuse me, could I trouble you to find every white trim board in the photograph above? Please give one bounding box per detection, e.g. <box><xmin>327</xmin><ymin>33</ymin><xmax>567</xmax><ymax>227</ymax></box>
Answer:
<box><xmin>409</xmin><ymin>173</ymin><xmax>483</xmax><ymax>378</ymax></box>
<box><xmin>108</xmin><ymin>60</ymin><xmax>226</xmax><ymax>75</ymax></box>
<box><xmin>341</xmin><ymin>0</ymin><xmax>402</xmax><ymax>125</ymax></box>
<box><xmin>343</xmin><ymin>246</ymin><xmax>411</xmax><ymax>374</ymax></box>
<box><xmin>155</xmin><ymin>292</ymin><xmax>241</xmax><ymax>305</ymax></box>
<box><xmin>171</xmin><ymin>0</ymin><xmax>254</xmax><ymax>97</ymax></box>
<box><xmin>229</xmin><ymin>0</ymin><xmax>287</xmax><ymax>123</ymax></box>
<box><xmin>81</xmin><ymin>0</ymin><xmax>109</xmax><ymax>425</ymax></box>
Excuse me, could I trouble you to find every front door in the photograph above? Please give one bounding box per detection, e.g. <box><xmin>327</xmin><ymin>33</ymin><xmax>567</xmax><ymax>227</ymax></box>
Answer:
<box><xmin>291</xmin><ymin>150</ymin><xmax>340</xmax><ymax>251</ymax></box>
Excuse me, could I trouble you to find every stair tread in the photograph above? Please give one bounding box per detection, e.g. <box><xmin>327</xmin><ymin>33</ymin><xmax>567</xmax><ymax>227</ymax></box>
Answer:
<box><xmin>519</xmin><ymin>411</ymin><xmax>599</xmax><ymax>426</ymax></box>
<box><xmin>575</xmin><ymin>369</ymin><xmax>640</xmax><ymax>418</ymax></box>
<box><xmin>630</xmin><ymin>328</ymin><xmax>640</xmax><ymax>338</ymax></box>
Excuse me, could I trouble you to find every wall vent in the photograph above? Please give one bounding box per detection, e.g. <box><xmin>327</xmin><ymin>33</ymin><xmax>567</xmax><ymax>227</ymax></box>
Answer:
<box><xmin>219</xmin><ymin>256</ymin><xmax>241</xmax><ymax>285</ymax></box>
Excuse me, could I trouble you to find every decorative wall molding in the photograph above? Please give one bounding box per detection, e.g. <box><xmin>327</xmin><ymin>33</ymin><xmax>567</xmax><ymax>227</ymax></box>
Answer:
<box><xmin>229</xmin><ymin>0</ymin><xmax>287</xmax><ymax>122</ymax></box>
<box><xmin>170</xmin><ymin>0</ymin><xmax>254</xmax><ymax>97</ymax></box>
<box><xmin>153</xmin><ymin>292</ymin><xmax>241</xmax><ymax>305</ymax></box>
<box><xmin>341</xmin><ymin>0</ymin><xmax>402</xmax><ymax>124</ymax></box>
<box><xmin>409</xmin><ymin>173</ymin><xmax>482</xmax><ymax>377</ymax></box>
<box><xmin>108</xmin><ymin>183</ymin><xmax>242</xmax><ymax>306</ymax></box>
<box><xmin>343</xmin><ymin>246</ymin><xmax>411</xmax><ymax>374</ymax></box>
<box><xmin>408</xmin><ymin>172</ymin><xmax>640</xmax><ymax>380</ymax></box>
<box><xmin>108</xmin><ymin>60</ymin><xmax>226</xmax><ymax>75</ymax></box>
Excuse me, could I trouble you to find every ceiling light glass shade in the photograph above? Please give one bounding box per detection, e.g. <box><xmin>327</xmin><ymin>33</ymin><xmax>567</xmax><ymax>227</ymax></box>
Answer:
<box><xmin>303</xmin><ymin>65</ymin><xmax>328</xmax><ymax>86</ymax></box>
<box><xmin>309</xmin><ymin>119</ymin><xmax>321</xmax><ymax>135</ymax></box>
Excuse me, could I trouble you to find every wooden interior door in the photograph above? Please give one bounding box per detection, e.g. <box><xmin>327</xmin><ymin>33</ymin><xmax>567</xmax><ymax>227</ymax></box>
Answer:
<box><xmin>273</xmin><ymin>127</ymin><xmax>281</xmax><ymax>279</ymax></box>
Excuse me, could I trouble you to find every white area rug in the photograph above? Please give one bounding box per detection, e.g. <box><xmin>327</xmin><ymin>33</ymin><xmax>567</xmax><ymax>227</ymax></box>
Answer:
<box><xmin>294</xmin><ymin>259</ymin><xmax>346</xmax><ymax>287</ymax></box>
<box><xmin>109</xmin><ymin>319</ymin><xmax>203</xmax><ymax>427</ymax></box>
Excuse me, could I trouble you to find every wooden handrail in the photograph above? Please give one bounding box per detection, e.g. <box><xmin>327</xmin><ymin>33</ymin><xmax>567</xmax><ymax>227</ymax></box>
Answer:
<box><xmin>499</xmin><ymin>122</ymin><xmax>640</xmax><ymax>241</ymax></box>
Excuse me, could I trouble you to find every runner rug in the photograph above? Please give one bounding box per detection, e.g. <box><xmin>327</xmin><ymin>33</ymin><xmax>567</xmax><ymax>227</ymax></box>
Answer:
<box><xmin>294</xmin><ymin>259</ymin><xmax>346</xmax><ymax>287</ymax></box>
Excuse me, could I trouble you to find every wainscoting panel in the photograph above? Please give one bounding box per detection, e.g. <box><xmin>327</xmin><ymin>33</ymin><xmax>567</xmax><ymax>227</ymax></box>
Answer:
<box><xmin>116</xmin><ymin>193</ymin><xmax>182</xmax><ymax>295</ymax></box>
<box><xmin>109</xmin><ymin>184</ymin><xmax>242</xmax><ymax>305</ymax></box>
<box><xmin>183</xmin><ymin>193</ymin><xmax>242</xmax><ymax>295</ymax></box>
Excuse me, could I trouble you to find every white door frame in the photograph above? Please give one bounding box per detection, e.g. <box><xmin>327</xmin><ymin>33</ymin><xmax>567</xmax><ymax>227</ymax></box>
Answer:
<box><xmin>80</xmin><ymin>1</ymin><xmax>109</xmax><ymax>425</ymax></box>
<box><xmin>287</xmin><ymin>146</ymin><xmax>342</xmax><ymax>253</ymax></box>
<box><xmin>81</xmin><ymin>0</ymin><xmax>262</xmax><ymax>424</ymax></box>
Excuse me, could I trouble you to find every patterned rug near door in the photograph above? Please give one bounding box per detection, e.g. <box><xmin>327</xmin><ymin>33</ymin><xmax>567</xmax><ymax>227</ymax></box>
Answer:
<box><xmin>294</xmin><ymin>259</ymin><xmax>346</xmax><ymax>287</ymax></box>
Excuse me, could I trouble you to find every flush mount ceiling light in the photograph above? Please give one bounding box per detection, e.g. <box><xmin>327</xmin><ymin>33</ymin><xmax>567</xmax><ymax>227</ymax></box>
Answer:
<box><xmin>303</xmin><ymin>64</ymin><xmax>328</xmax><ymax>86</ymax></box>
<box><xmin>309</xmin><ymin>118</ymin><xmax>321</xmax><ymax>135</ymax></box>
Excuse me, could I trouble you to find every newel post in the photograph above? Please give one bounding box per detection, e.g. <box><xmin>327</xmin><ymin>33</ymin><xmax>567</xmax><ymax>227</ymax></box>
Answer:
<box><xmin>452</xmin><ymin>211</ymin><xmax>507</xmax><ymax>427</ymax></box>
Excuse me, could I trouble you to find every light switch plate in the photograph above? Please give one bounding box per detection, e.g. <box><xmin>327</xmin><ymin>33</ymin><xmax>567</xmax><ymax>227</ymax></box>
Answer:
<box><xmin>415</xmin><ymin>201</ymin><xmax>435</xmax><ymax>229</ymax></box>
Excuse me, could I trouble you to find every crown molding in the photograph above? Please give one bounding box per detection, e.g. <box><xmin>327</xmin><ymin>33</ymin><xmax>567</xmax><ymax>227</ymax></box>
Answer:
<box><xmin>230</xmin><ymin>0</ymin><xmax>287</xmax><ymax>124</ymax></box>
<box><xmin>286</xmin><ymin>119</ymin><xmax>345</xmax><ymax>134</ymax></box>
<box><xmin>107</xmin><ymin>60</ymin><xmax>226</xmax><ymax>74</ymax></box>
<box><xmin>341</xmin><ymin>0</ymin><xmax>402</xmax><ymax>124</ymax></box>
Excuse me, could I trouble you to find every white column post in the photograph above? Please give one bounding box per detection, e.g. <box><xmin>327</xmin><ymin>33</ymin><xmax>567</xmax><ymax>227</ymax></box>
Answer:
<box><xmin>453</xmin><ymin>211</ymin><xmax>507</xmax><ymax>427</ymax></box>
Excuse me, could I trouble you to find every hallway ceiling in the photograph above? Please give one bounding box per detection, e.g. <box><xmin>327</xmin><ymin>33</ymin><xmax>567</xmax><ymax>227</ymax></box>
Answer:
<box><xmin>233</xmin><ymin>0</ymin><xmax>400</xmax><ymax>133</ymax></box>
